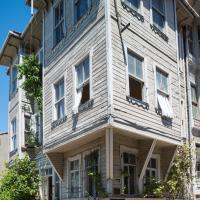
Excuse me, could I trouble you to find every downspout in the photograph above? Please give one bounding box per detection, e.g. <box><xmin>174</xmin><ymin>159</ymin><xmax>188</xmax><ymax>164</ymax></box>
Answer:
<box><xmin>183</xmin><ymin>25</ymin><xmax>194</xmax><ymax>196</ymax></box>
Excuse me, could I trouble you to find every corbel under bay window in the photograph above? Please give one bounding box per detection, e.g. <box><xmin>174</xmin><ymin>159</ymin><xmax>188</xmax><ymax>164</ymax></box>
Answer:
<box><xmin>128</xmin><ymin>50</ymin><xmax>144</xmax><ymax>102</ymax></box>
<box><xmin>191</xmin><ymin>84</ymin><xmax>199</xmax><ymax>119</ymax></box>
<box><xmin>54</xmin><ymin>0</ymin><xmax>64</xmax><ymax>46</ymax></box>
<box><xmin>73</xmin><ymin>56</ymin><xmax>90</xmax><ymax>114</ymax></box>
<box><xmin>151</xmin><ymin>0</ymin><xmax>165</xmax><ymax>31</ymax></box>
<box><xmin>54</xmin><ymin>78</ymin><xmax>65</xmax><ymax>120</ymax></box>
<box><xmin>156</xmin><ymin>68</ymin><xmax>173</xmax><ymax>118</ymax></box>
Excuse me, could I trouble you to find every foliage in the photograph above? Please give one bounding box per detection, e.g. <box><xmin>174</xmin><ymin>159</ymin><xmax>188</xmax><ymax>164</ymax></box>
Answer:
<box><xmin>0</xmin><ymin>156</ymin><xmax>40</xmax><ymax>200</ymax></box>
<box><xmin>143</xmin><ymin>144</ymin><xmax>192</xmax><ymax>200</ymax></box>
<box><xmin>17</xmin><ymin>54</ymin><xmax>42</xmax><ymax>112</ymax></box>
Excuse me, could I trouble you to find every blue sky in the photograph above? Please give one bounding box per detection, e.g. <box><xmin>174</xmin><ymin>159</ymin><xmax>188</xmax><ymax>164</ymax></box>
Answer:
<box><xmin>0</xmin><ymin>1</ymin><xmax>31</xmax><ymax>133</ymax></box>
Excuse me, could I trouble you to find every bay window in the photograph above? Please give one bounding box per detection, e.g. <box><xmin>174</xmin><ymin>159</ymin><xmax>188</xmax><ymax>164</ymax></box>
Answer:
<box><xmin>54</xmin><ymin>78</ymin><xmax>65</xmax><ymax>120</ymax></box>
<box><xmin>10</xmin><ymin>65</ymin><xmax>18</xmax><ymax>96</ymax></box>
<box><xmin>152</xmin><ymin>0</ymin><xmax>165</xmax><ymax>31</ymax></box>
<box><xmin>156</xmin><ymin>68</ymin><xmax>173</xmax><ymax>118</ymax></box>
<box><xmin>128</xmin><ymin>51</ymin><xmax>144</xmax><ymax>101</ymax></box>
<box><xmin>54</xmin><ymin>0</ymin><xmax>64</xmax><ymax>45</ymax></box>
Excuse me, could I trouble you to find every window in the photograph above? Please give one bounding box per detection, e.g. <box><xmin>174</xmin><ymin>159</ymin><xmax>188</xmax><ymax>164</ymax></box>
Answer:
<box><xmin>35</xmin><ymin>114</ymin><xmax>42</xmax><ymax>144</ymax></box>
<box><xmin>124</xmin><ymin>0</ymin><xmax>140</xmax><ymax>11</ymax></box>
<box><xmin>152</xmin><ymin>0</ymin><xmax>165</xmax><ymax>31</ymax></box>
<box><xmin>74</xmin><ymin>0</ymin><xmax>91</xmax><ymax>23</ymax></box>
<box><xmin>10</xmin><ymin>65</ymin><xmax>18</xmax><ymax>95</ymax></box>
<box><xmin>145</xmin><ymin>158</ymin><xmax>158</xmax><ymax>185</ymax></box>
<box><xmin>191</xmin><ymin>84</ymin><xmax>199</xmax><ymax>119</ymax></box>
<box><xmin>54</xmin><ymin>78</ymin><xmax>65</xmax><ymax>120</ymax></box>
<box><xmin>198</xmin><ymin>26</ymin><xmax>200</xmax><ymax>56</ymax></box>
<box><xmin>128</xmin><ymin>51</ymin><xmax>144</xmax><ymax>101</ymax></box>
<box><xmin>156</xmin><ymin>68</ymin><xmax>173</xmax><ymax>118</ymax></box>
<box><xmin>188</xmin><ymin>26</ymin><xmax>193</xmax><ymax>55</ymax></box>
<box><xmin>11</xmin><ymin>118</ymin><xmax>17</xmax><ymax>151</ymax></box>
<box><xmin>54</xmin><ymin>0</ymin><xmax>64</xmax><ymax>45</ymax></box>
<box><xmin>122</xmin><ymin>152</ymin><xmax>137</xmax><ymax>195</ymax></box>
<box><xmin>54</xmin><ymin>173</ymin><xmax>61</xmax><ymax>200</ymax></box>
<box><xmin>69</xmin><ymin>158</ymin><xmax>80</xmax><ymax>198</ymax></box>
<box><xmin>36</xmin><ymin>48</ymin><xmax>43</xmax><ymax>66</ymax></box>
<box><xmin>24</xmin><ymin>115</ymin><xmax>31</xmax><ymax>144</ymax></box>
<box><xmin>84</xmin><ymin>150</ymin><xmax>99</xmax><ymax>197</ymax></box>
<box><xmin>73</xmin><ymin>56</ymin><xmax>90</xmax><ymax>114</ymax></box>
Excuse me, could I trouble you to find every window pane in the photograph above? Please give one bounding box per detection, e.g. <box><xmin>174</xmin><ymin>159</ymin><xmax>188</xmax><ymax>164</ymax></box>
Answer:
<box><xmin>136</xmin><ymin>58</ymin><xmax>143</xmax><ymax>79</ymax></box>
<box><xmin>123</xmin><ymin>153</ymin><xmax>129</xmax><ymax>164</ymax></box>
<box><xmin>60</xmin><ymin>1</ymin><xmax>64</xmax><ymax>20</ymax></box>
<box><xmin>153</xmin><ymin>9</ymin><xmax>165</xmax><ymax>30</ymax></box>
<box><xmin>156</xmin><ymin>69</ymin><xmax>168</xmax><ymax>94</ymax></box>
<box><xmin>125</xmin><ymin>0</ymin><xmax>139</xmax><ymax>10</ymax></box>
<box><xmin>55</xmin><ymin>6</ymin><xmax>60</xmax><ymax>26</ymax></box>
<box><xmin>83</xmin><ymin>57</ymin><xmax>89</xmax><ymax>80</ymax></box>
<box><xmin>128</xmin><ymin>53</ymin><xmax>136</xmax><ymax>76</ymax></box>
<box><xmin>129</xmin><ymin>76</ymin><xmax>143</xmax><ymax>100</ymax></box>
<box><xmin>151</xmin><ymin>158</ymin><xmax>157</xmax><ymax>169</ymax></box>
<box><xmin>152</xmin><ymin>0</ymin><xmax>164</xmax><ymax>13</ymax></box>
<box><xmin>77</xmin><ymin>65</ymin><xmax>83</xmax><ymax>87</ymax></box>
<box><xmin>76</xmin><ymin>0</ymin><xmax>89</xmax><ymax>22</ymax></box>
<box><xmin>191</xmin><ymin>85</ymin><xmax>197</xmax><ymax>103</ymax></box>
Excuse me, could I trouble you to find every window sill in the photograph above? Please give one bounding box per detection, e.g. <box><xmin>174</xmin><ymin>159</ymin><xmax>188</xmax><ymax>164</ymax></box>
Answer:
<box><xmin>51</xmin><ymin>115</ymin><xmax>67</xmax><ymax>130</ymax></box>
<box><xmin>9</xmin><ymin>148</ymin><xmax>18</xmax><ymax>157</ymax></box>
<box><xmin>150</xmin><ymin>24</ymin><xmax>168</xmax><ymax>42</ymax></box>
<box><xmin>126</xmin><ymin>96</ymin><xmax>149</xmax><ymax>110</ymax></box>
<box><xmin>78</xmin><ymin>99</ymin><xmax>94</xmax><ymax>113</ymax></box>
<box><xmin>121</xmin><ymin>1</ymin><xmax>144</xmax><ymax>22</ymax></box>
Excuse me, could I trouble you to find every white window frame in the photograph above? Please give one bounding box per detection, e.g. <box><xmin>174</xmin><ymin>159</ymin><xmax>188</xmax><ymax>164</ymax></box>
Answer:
<box><xmin>122</xmin><ymin>0</ymin><xmax>143</xmax><ymax>14</ymax></box>
<box><xmin>53</xmin><ymin>171</ymin><xmax>61</xmax><ymax>200</ymax></box>
<box><xmin>72</xmin><ymin>49</ymin><xmax>93</xmax><ymax>114</ymax></box>
<box><xmin>120</xmin><ymin>146</ymin><xmax>138</xmax><ymax>195</ymax></box>
<box><xmin>67</xmin><ymin>154</ymin><xmax>81</xmax><ymax>198</ymax></box>
<box><xmin>150</xmin><ymin>0</ymin><xmax>168</xmax><ymax>34</ymax></box>
<box><xmin>191</xmin><ymin>83</ymin><xmax>199</xmax><ymax>119</ymax></box>
<box><xmin>83</xmin><ymin>147</ymin><xmax>100</xmax><ymax>197</ymax></box>
<box><xmin>53</xmin><ymin>0</ymin><xmax>65</xmax><ymax>46</ymax></box>
<box><xmin>125</xmin><ymin>45</ymin><xmax>148</xmax><ymax>103</ymax></box>
<box><xmin>145</xmin><ymin>154</ymin><xmax>160</xmax><ymax>182</ymax></box>
<box><xmin>53</xmin><ymin>76</ymin><xmax>65</xmax><ymax>121</ymax></box>
<box><xmin>11</xmin><ymin>117</ymin><xmax>17</xmax><ymax>151</ymax></box>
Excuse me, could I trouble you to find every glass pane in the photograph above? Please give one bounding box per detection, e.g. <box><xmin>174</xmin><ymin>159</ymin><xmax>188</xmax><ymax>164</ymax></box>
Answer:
<box><xmin>151</xmin><ymin>158</ymin><xmax>157</xmax><ymax>169</ymax></box>
<box><xmin>191</xmin><ymin>85</ymin><xmax>197</xmax><ymax>103</ymax></box>
<box><xmin>60</xmin><ymin>0</ymin><xmax>64</xmax><ymax>20</ymax></box>
<box><xmin>152</xmin><ymin>0</ymin><xmax>164</xmax><ymax>13</ymax></box>
<box><xmin>60</xmin><ymin>79</ymin><xmax>64</xmax><ymax>98</ymax></box>
<box><xmin>76</xmin><ymin>65</ymin><xmax>83</xmax><ymax>87</ymax></box>
<box><xmin>74</xmin><ymin>160</ymin><xmax>79</xmax><ymax>170</ymax></box>
<box><xmin>124</xmin><ymin>176</ymin><xmax>128</xmax><ymax>194</ymax></box>
<box><xmin>128</xmin><ymin>53</ymin><xmax>136</xmax><ymax>76</ymax></box>
<box><xmin>153</xmin><ymin>9</ymin><xmax>165</xmax><ymax>30</ymax></box>
<box><xmin>84</xmin><ymin>57</ymin><xmax>89</xmax><ymax>80</ymax></box>
<box><xmin>55</xmin><ymin>6</ymin><xmax>59</xmax><ymax>26</ymax></box>
<box><xmin>136</xmin><ymin>58</ymin><xmax>143</xmax><ymax>79</ymax></box>
<box><xmin>151</xmin><ymin>170</ymin><xmax>156</xmax><ymax>178</ymax></box>
<box><xmin>76</xmin><ymin>0</ymin><xmax>89</xmax><ymax>21</ymax></box>
<box><xmin>125</xmin><ymin>0</ymin><xmax>139</xmax><ymax>9</ymax></box>
<box><xmin>123</xmin><ymin>153</ymin><xmax>129</xmax><ymax>164</ymax></box>
<box><xmin>156</xmin><ymin>69</ymin><xmax>168</xmax><ymax>93</ymax></box>
<box><xmin>55</xmin><ymin>84</ymin><xmax>60</xmax><ymax>101</ymax></box>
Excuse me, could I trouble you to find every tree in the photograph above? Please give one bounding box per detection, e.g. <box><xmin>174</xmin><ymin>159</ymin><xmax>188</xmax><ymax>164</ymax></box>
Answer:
<box><xmin>0</xmin><ymin>156</ymin><xmax>40</xmax><ymax>200</ymax></box>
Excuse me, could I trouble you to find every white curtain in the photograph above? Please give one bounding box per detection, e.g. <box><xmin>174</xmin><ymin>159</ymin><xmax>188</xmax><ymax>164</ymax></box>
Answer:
<box><xmin>72</xmin><ymin>88</ymin><xmax>83</xmax><ymax>114</ymax></box>
<box><xmin>157</xmin><ymin>93</ymin><xmax>173</xmax><ymax>118</ymax></box>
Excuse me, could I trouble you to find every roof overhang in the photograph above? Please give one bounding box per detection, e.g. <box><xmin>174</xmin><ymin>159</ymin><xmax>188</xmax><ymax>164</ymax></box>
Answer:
<box><xmin>25</xmin><ymin>0</ymin><xmax>48</xmax><ymax>9</ymax></box>
<box><xmin>0</xmin><ymin>31</ymin><xmax>21</xmax><ymax>67</ymax></box>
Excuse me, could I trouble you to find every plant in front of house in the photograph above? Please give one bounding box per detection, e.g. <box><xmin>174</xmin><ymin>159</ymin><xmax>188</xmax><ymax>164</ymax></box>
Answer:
<box><xmin>17</xmin><ymin>54</ymin><xmax>42</xmax><ymax>112</ymax></box>
<box><xmin>0</xmin><ymin>155</ymin><xmax>40</xmax><ymax>200</ymax></box>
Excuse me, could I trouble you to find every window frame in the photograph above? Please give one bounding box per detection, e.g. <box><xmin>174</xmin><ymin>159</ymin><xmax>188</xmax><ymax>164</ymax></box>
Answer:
<box><xmin>191</xmin><ymin>83</ymin><xmax>199</xmax><ymax>119</ymax></box>
<box><xmin>120</xmin><ymin>146</ymin><xmax>138</xmax><ymax>195</ymax></box>
<box><xmin>74</xmin><ymin>0</ymin><xmax>92</xmax><ymax>24</ymax></box>
<box><xmin>11</xmin><ymin>118</ymin><xmax>17</xmax><ymax>151</ymax></box>
<box><xmin>83</xmin><ymin>147</ymin><xmax>100</xmax><ymax>197</ymax></box>
<box><xmin>125</xmin><ymin>46</ymin><xmax>148</xmax><ymax>103</ymax></box>
<box><xmin>53</xmin><ymin>0</ymin><xmax>65</xmax><ymax>46</ymax></box>
<box><xmin>68</xmin><ymin>154</ymin><xmax>81</xmax><ymax>198</ymax></box>
<box><xmin>150</xmin><ymin>0</ymin><xmax>167</xmax><ymax>33</ymax></box>
<box><xmin>53</xmin><ymin>77</ymin><xmax>65</xmax><ymax>121</ymax></box>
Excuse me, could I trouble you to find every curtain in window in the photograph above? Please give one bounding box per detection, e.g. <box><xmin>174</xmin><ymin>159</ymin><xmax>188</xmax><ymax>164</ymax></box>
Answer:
<box><xmin>73</xmin><ymin>88</ymin><xmax>83</xmax><ymax>114</ymax></box>
<box><xmin>157</xmin><ymin>93</ymin><xmax>173</xmax><ymax>118</ymax></box>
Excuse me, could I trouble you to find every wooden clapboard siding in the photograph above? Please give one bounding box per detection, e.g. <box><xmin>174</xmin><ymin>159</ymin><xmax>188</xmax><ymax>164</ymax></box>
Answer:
<box><xmin>43</xmin><ymin>0</ymin><xmax>108</xmax><ymax>150</ymax></box>
<box><xmin>110</xmin><ymin>0</ymin><xmax>182</xmax><ymax>141</ymax></box>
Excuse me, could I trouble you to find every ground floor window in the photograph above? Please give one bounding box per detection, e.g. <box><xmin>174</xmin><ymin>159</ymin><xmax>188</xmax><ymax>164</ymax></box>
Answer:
<box><xmin>54</xmin><ymin>173</ymin><xmax>61</xmax><ymax>200</ymax></box>
<box><xmin>84</xmin><ymin>149</ymin><xmax>99</xmax><ymax>197</ymax></box>
<box><xmin>122</xmin><ymin>152</ymin><xmax>137</xmax><ymax>195</ymax></box>
<box><xmin>69</xmin><ymin>156</ymin><xmax>81</xmax><ymax>198</ymax></box>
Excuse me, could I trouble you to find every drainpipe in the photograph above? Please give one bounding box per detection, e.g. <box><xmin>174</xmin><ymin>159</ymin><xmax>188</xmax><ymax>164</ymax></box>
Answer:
<box><xmin>183</xmin><ymin>25</ymin><xmax>194</xmax><ymax>197</ymax></box>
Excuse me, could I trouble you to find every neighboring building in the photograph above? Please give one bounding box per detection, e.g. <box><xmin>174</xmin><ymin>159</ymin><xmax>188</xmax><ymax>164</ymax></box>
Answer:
<box><xmin>0</xmin><ymin>8</ymin><xmax>52</xmax><ymax>200</ymax></box>
<box><xmin>0</xmin><ymin>132</ymin><xmax>9</xmax><ymax>174</ymax></box>
<box><xmin>176</xmin><ymin>0</ymin><xmax>200</xmax><ymax>198</ymax></box>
